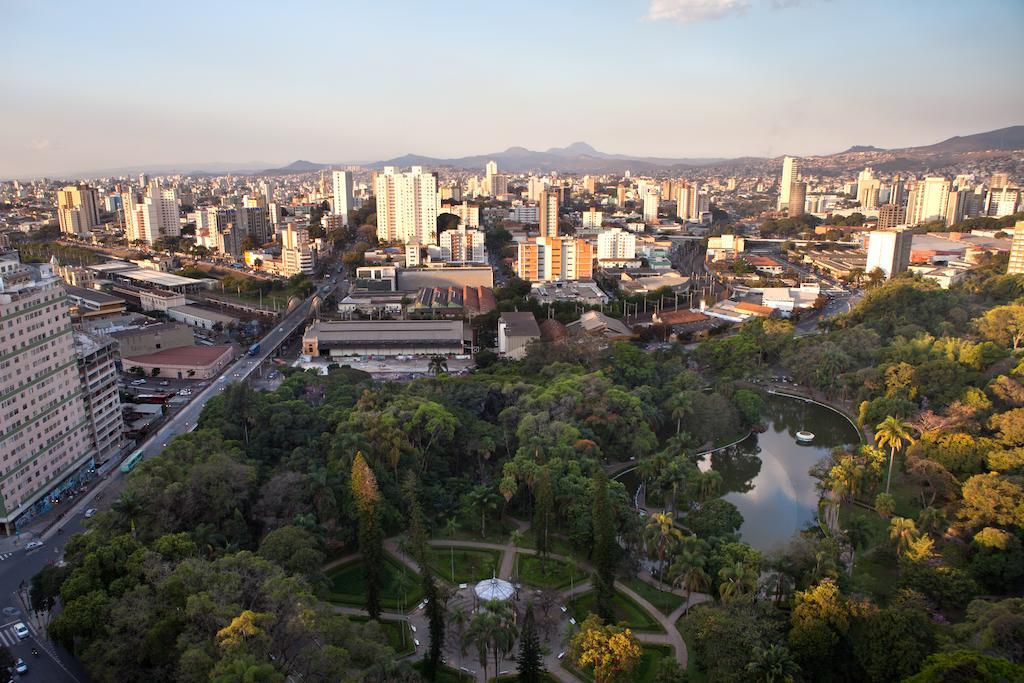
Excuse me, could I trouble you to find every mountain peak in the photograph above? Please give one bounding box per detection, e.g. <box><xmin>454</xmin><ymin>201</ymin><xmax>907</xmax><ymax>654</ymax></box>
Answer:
<box><xmin>547</xmin><ymin>141</ymin><xmax>600</xmax><ymax>156</ymax></box>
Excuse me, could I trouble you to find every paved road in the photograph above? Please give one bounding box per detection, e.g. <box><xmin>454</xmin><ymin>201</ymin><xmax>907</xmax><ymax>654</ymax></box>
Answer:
<box><xmin>0</xmin><ymin>276</ymin><xmax>341</xmax><ymax>683</ymax></box>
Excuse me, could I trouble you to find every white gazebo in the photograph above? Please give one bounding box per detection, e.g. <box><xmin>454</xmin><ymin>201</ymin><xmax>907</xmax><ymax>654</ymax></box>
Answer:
<box><xmin>474</xmin><ymin>576</ymin><xmax>514</xmax><ymax>603</ymax></box>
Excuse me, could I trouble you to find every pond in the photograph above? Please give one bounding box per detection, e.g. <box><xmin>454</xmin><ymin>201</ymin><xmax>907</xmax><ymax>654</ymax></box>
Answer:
<box><xmin>698</xmin><ymin>392</ymin><xmax>861</xmax><ymax>551</ymax></box>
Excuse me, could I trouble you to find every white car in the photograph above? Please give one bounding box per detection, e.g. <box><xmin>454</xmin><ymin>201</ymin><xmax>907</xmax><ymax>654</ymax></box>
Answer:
<box><xmin>14</xmin><ymin>658</ymin><xmax>26</xmax><ymax>673</ymax></box>
<box><xmin>84</xmin><ymin>508</ymin><xmax>97</xmax><ymax>518</ymax></box>
<box><xmin>131</xmin><ymin>379</ymin><xmax>146</xmax><ymax>385</ymax></box>
<box><xmin>25</xmin><ymin>540</ymin><xmax>43</xmax><ymax>551</ymax></box>
<box><xmin>13</xmin><ymin>622</ymin><xmax>29</xmax><ymax>639</ymax></box>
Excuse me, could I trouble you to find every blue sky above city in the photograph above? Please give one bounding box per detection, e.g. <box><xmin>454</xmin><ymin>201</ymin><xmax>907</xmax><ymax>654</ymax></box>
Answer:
<box><xmin>1</xmin><ymin>0</ymin><xmax>1021</xmax><ymax>177</ymax></box>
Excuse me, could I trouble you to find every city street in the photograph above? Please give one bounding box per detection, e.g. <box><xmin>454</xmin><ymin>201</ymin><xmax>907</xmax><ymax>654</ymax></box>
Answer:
<box><xmin>0</xmin><ymin>277</ymin><xmax>340</xmax><ymax>683</ymax></box>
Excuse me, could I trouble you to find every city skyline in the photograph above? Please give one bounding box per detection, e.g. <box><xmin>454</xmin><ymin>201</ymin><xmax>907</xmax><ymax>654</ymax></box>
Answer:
<box><xmin>2</xmin><ymin>0</ymin><xmax>1022</xmax><ymax>178</ymax></box>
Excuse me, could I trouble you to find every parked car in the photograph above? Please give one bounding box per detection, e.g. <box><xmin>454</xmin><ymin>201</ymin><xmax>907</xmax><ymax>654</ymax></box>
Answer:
<box><xmin>24</xmin><ymin>540</ymin><xmax>43</xmax><ymax>551</ymax></box>
<box><xmin>159</xmin><ymin>380</ymin><xmax>170</xmax><ymax>386</ymax></box>
<box><xmin>131</xmin><ymin>379</ymin><xmax>146</xmax><ymax>385</ymax></box>
<box><xmin>13</xmin><ymin>623</ymin><xmax>29</xmax><ymax>639</ymax></box>
<box><xmin>84</xmin><ymin>508</ymin><xmax>97</xmax><ymax>518</ymax></box>
<box><xmin>14</xmin><ymin>659</ymin><xmax>26</xmax><ymax>674</ymax></box>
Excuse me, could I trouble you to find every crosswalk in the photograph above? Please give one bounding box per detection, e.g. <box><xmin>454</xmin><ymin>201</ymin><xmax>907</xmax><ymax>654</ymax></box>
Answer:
<box><xmin>0</xmin><ymin>622</ymin><xmax>33</xmax><ymax>647</ymax></box>
<box><xmin>0</xmin><ymin>553</ymin><xmax>13</xmax><ymax>561</ymax></box>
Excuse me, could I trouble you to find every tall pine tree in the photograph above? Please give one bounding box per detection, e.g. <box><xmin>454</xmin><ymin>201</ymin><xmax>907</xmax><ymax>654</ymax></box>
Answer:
<box><xmin>591</xmin><ymin>471</ymin><xmax>618</xmax><ymax>623</ymax></box>
<box><xmin>517</xmin><ymin>602</ymin><xmax>545</xmax><ymax>682</ymax></box>
<box><xmin>351</xmin><ymin>452</ymin><xmax>383</xmax><ymax>619</ymax></box>
<box><xmin>422</xmin><ymin>568</ymin><xmax>446</xmax><ymax>680</ymax></box>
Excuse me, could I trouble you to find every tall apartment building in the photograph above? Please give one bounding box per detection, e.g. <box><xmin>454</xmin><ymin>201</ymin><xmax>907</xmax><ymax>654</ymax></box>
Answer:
<box><xmin>539</xmin><ymin>188</ymin><xmax>560</xmax><ymax>238</ymax></box>
<box><xmin>74</xmin><ymin>332</ymin><xmax>124</xmax><ymax>466</ymax></box>
<box><xmin>484</xmin><ymin>161</ymin><xmax>498</xmax><ymax>196</ymax></box>
<box><xmin>877</xmin><ymin>203</ymin><xmax>906</xmax><ymax>230</ymax></box>
<box><xmin>596</xmin><ymin>228</ymin><xmax>637</xmax><ymax>260</ymax></box>
<box><xmin>374</xmin><ymin>166</ymin><xmax>438</xmax><ymax>244</ymax></box>
<box><xmin>516</xmin><ymin>237</ymin><xmax>594</xmax><ymax>282</ymax></box>
<box><xmin>123</xmin><ymin>182</ymin><xmax>180</xmax><ymax>245</ymax></box>
<box><xmin>331</xmin><ymin>171</ymin><xmax>353</xmax><ymax>224</ymax></box>
<box><xmin>527</xmin><ymin>176</ymin><xmax>546</xmax><ymax>202</ymax></box>
<box><xmin>643</xmin><ymin>189</ymin><xmax>660</xmax><ymax>224</ymax></box>
<box><xmin>789</xmin><ymin>182</ymin><xmax>807</xmax><ymax>217</ymax></box>
<box><xmin>985</xmin><ymin>186</ymin><xmax>1021</xmax><ymax>218</ymax></box>
<box><xmin>0</xmin><ymin>255</ymin><xmax>94</xmax><ymax>533</ymax></box>
<box><xmin>1008</xmin><ymin>221</ymin><xmax>1024</xmax><ymax>275</ymax></box>
<box><xmin>906</xmin><ymin>176</ymin><xmax>952</xmax><ymax>225</ymax></box>
<box><xmin>582</xmin><ymin>208</ymin><xmax>603</xmax><ymax>229</ymax></box>
<box><xmin>857</xmin><ymin>167</ymin><xmax>881</xmax><ymax>209</ymax></box>
<box><xmin>888</xmin><ymin>175</ymin><xmax>905</xmax><ymax>207</ymax></box>
<box><xmin>280</xmin><ymin>223</ymin><xmax>316</xmax><ymax>276</ymax></box>
<box><xmin>676</xmin><ymin>182</ymin><xmax>710</xmax><ymax>221</ymax></box>
<box><xmin>56</xmin><ymin>184</ymin><xmax>101</xmax><ymax>237</ymax></box>
<box><xmin>440</xmin><ymin>227</ymin><xmax>487</xmax><ymax>263</ymax></box>
<box><xmin>438</xmin><ymin>201</ymin><xmax>481</xmax><ymax>228</ymax></box>
<box><xmin>866</xmin><ymin>229</ymin><xmax>912</xmax><ymax>278</ymax></box>
<box><xmin>777</xmin><ymin>156</ymin><xmax>801</xmax><ymax>211</ymax></box>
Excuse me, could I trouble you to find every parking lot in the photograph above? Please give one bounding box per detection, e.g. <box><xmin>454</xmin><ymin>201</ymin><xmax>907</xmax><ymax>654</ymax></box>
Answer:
<box><xmin>294</xmin><ymin>355</ymin><xmax>475</xmax><ymax>379</ymax></box>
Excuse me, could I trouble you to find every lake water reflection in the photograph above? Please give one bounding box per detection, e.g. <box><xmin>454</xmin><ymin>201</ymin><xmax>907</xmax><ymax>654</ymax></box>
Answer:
<box><xmin>699</xmin><ymin>393</ymin><xmax>861</xmax><ymax>551</ymax></box>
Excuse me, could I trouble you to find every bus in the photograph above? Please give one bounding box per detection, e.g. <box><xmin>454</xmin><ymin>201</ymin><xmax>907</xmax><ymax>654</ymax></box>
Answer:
<box><xmin>120</xmin><ymin>449</ymin><xmax>145</xmax><ymax>474</ymax></box>
<box><xmin>248</xmin><ymin>342</ymin><xmax>261</xmax><ymax>356</ymax></box>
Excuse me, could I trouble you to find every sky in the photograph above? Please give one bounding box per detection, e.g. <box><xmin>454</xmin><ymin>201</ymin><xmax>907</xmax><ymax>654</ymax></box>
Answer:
<box><xmin>1</xmin><ymin>0</ymin><xmax>1022</xmax><ymax>178</ymax></box>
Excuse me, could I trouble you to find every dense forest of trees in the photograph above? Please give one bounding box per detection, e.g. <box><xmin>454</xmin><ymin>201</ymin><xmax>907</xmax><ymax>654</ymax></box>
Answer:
<box><xmin>35</xmin><ymin>252</ymin><xmax>1024</xmax><ymax>682</ymax></box>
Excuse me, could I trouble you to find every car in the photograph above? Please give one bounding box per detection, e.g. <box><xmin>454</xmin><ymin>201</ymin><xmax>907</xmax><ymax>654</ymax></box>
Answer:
<box><xmin>84</xmin><ymin>508</ymin><xmax>97</xmax><ymax>518</ymax></box>
<box><xmin>14</xmin><ymin>659</ymin><xmax>26</xmax><ymax>674</ymax></box>
<box><xmin>24</xmin><ymin>540</ymin><xmax>43</xmax><ymax>551</ymax></box>
<box><xmin>131</xmin><ymin>379</ymin><xmax>146</xmax><ymax>385</ymax></box>
<box><xmin>159</xmin><ymin>380</ymin><xmax>169</xmax><ymax>386</ymax></box>
<box><xmin>13</xmin><ymin>623</ymin><xmax>29</xmax><ymax>639</ymax></box>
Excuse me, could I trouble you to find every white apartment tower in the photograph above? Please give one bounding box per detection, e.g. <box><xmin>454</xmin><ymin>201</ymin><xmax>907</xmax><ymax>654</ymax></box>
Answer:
<box><xmin>857</xmin><ymin>167</ymin><xmax>881</xmax><ymax>209</ymax></box>
<box><xmin>374</xmin><ymin>166</ymin><xmax>438</xmax><ymax>244</ymax></box>
<box><xmin>331</xmin><ymin>171</ymin><xmax>353</xmax><ymax>225</ymax></box>
<box><xmin>539</xmin><ymin>188</ymin><xmax>560</xmax><ymax>238</ymax></box>
<box><xmin>906</xmin><ymin>177</ymin><xmax>952</xmax><ymax>225</ymax></box>
<box><xmin>866</xmin><ymin>229</ymin><xmax>912</xmax><ymax>278</ymax></box>
<box><xmin>643</xmin><ymin>189</ymin><xmax>660</xmax><ymax>224</ymax></box>
<box><xmin>56</xmin><ymin>184</ymin><xmax>101</xmax><ymax>237</ymax></box>
<box><xmin>0</xmin><ymin>255</ymin><xmax>94</xmax><ymax>533</ymax></box>
<box><xmin>596</xmin><ymin>228</ymin><xmax>637</xmax><ymax>260</ymax></box>
<box><xmin>441</xmin><ymin>227</ymin><xmax>487</xmax><ymax>263</ymax></box>
<box><xmin>123</xmin><ymin>182</ymin><xmax>180</xmax><ymax>245</ymax></box>
<box><xmin>1008</xmin><ymin>221</ymin><xmax>1024</xmax><ymax>275</ymax></box>
<box><xmin>777</xmin><ymin>156</ymin><xmax>801</xmax><ymax>211</ymax></box>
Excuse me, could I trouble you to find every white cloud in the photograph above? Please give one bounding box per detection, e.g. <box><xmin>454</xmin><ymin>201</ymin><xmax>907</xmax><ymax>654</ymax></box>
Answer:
<box><xmin>646</xmin><ymin>0</ymin><xmax>750</xmax><ymax>24</ymax></box>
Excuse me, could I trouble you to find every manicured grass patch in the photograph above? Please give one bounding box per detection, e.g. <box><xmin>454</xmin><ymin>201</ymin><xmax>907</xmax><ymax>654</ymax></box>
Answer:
<box><xmin>517</xmin><ymin>554</ymin><xmax>588</xmax><ymax>590</ymax></box>
<box><xmin>324</xmin><ymin>555</ymin><xmax>424</xmax><ymax>611</ymax></box>
<box><xmin>424</xmin><ymin>546</ymin><xmax>501</xmax><ymax>584</ymax></box>
<box><xmin>567</xmin><ymin>590</ymin><xmax>664</xmax><ymax>633</ymax></box>
<box><xmin>621</xmin><ymin>577</ymin><xmax>685</xmax><ymax>615</ymax></box>
<box><xmin>349</xmin><ymin>615</ymin><xmax>414</xmax><ymax>656</ymax></box>
<box><xmin>516</xmin><ymin>531</ymin><xmax>577</xmax><ymax>558</ymax></box>
<box><xmin>411</xmin><ymin>660</ymin><xmax>473</xmax><ymax>682</ymax></box>
<box><xmin>566</xmin><ymin>644</ymin><xmax>675</xmax><ymax>683</ymax></box>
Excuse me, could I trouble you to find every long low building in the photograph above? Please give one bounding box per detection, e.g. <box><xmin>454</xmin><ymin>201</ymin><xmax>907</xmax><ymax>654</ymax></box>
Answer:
<box><xmin>302</xmin><ymin>320</ymin><xmax>464</xmax><ymax>358</ymax></box>
<box><xmin>122</xmin><ymin>345</ymin><xmax>234</xmax><ymax>380</ymax></box>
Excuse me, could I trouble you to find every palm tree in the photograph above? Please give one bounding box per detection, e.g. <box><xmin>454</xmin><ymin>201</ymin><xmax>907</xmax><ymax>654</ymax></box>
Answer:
<box><xmin>665</xmin><ymin>391</ymin><xmax>696</xmax><ymax>435</ymax></box>
<box><xmin>112</xmin><ymin>490</ymin><xmax>143</xmax><ymax>529</ymax></box>
<box><xmin>643</xmin><ymin>512</ymin><xmax>684</xmax><ymax>585</ymax></box>
<box><xmin>746</xmin><ymin>645</ymin><xmax>800</xmax><ymax>683</ymax></box>
<box><xmin>662</xmin><ymin>459</ymin><xmax>689</xmax><ymax>514</ymax></box>
<box><xmin>917</xmin><ymin>506</ymin><xmax>945</xmax><ymax>536</ymax></box>
<box><xmin>875</xmin><ymin>416</ymin><xmax>916</xmax><ymax>495</ymax></box>
<box><xmin>698</xmin><ymin>470</ymin><xmax>723</xmax><ymax>503</ymax></box>
<box><xmin>464</xmin><ymin>485</ymin><xmax>501</xmax><ymax>539</ymax></box>
<box><xmin>718</xmin><ymin>562</ymin><xmax>758</xmax><ymax>603</ymax></box>
<box><xmin>889</xmin><ymin>517</ymin><xmax>919</xmax><ymax>557</ymax></box>
<box><xmin>428</xmin><ymin>355</ymin><xmax>448</xmax><ymax>376</ymax></box>
<box><xmin>466</xmin><ymin>600</ymin><xmax>517</xmax><ymax>681</ymax></box>
<box><xmin>448</xmin><ymin>606</ymin><xmax>470</xmax><ymax>674</ymax></box>
<box><xmin>669</xmin><ymin>549</ymin><xmax>710</xmax><ymax>612</ymax></box>
<box><xmin>844</xmin><ymin>515</ymin><xmax>872</xmax><ymax>570</ymax></box>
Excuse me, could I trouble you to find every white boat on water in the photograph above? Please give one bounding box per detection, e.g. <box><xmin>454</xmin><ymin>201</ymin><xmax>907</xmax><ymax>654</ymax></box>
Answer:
<box><xmin>796</xmin><ymin>430</ymin><xmax>815</xmax><ymax>442</ymax></box>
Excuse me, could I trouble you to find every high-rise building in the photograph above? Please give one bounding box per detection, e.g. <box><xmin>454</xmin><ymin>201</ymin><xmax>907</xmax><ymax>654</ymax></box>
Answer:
<box><xmin>440</xmin><ymin>227</ymin><xmax>487</xmax><ymax>263</ymax></box>
<box><xmin>856</xmin><ymin>167</ymin><xmax>881</xmax><ymax>209</ymax></box>
<box><xmin>485</xmin><ymin>160</ymin><xmax>498</xmax><ymax>196</ymax></box>
<box><xmin>74</xmin><ymin>332</ymin><xmax>125</xmax><ymax>466</ymax></box>
<box><xmin>643</xmin><ymin>188</ymin><xmax>660</xmax><ymax>224</ymax></box>
<box><xmin>0</xmin><ymin>255</ymin><xmax>95</xmax><ymax>533</ymax></box>
<box><xmin>584</xmin><ymin>175</ymin><xmax>596</xmax><ymax>194</ymax></box>
<box><xmin>516</xmin><ymin>236</ymin><xmax>594</xmax><ymax>282</ymax></box>
<box><xmin>374</xmin><ymin>166</ymin><xmax>438</xmax><ymax>244</ymax></box>
<box><xmin>985</xmin><ymin>186</ymin><xmax>1021</xmax><ymax>218</ymax></box>
<box><xmin>280</xmin><ymin>223</ymin><xmax>317</xmax><ymax>276</ymax></box>
<box><xmin>539</xmin><ymin>188</ymin><xmax>560</xmax><ymax>238</ymax></box>
<box><xmin>877</xmin><ymin>204</ymin><xmax>906</xmax><ymax>230</ymax></box>
<box><xmin>945</xmin><ymin>189</ymin><xmax>974</xmax><ymax>225</ymax></box>
<box><xmin>56</xmin><ymin>184</ymin><xmax>101</xmax><ymax>237</ymax></box>
<box><xmin>616</xmin><ymin>184</ymin><xmax>626</xmax><ymax>206</ymax></box>
<box><xmin>866</xmin><ymin>229</ymin><xmax>912</xmax><ymax>278</ymax></box>
<box><xmin>906</xmin><ymin>176</ymin><xmax>952</xmax><ymax>225</ymax></box>
<box><xmin>331</xmin><ymin>171</ymin><xmax>353</xmax><ymax>224</ymax></box>
<box><xmin>527</xmin><ymin>176</ymin><xmax>546</xmax><ymax>202</ymax></box>
<box><xmin>676</xmin><ymin>182</ymin><xmax>710</xmax><ymax>221</ymax></box>
<box><xmin>123</xmin><ymin>182</ymin><xmax>180</xmax><ymax>245</ymax></box>
<box><xmin>777</xmin><ymin>156</ymin><xmax>801</xmax><ymax>210</ymax></box>
<box><xmin>596</xmin><ymin>228</ymin><xmax>637</xmax><ymax>260</ymax></box>
<box><xmin>582</xmin><ymin>208</ymin><xmax>603</xmax><ymax>229</ymax></box>
<box><xmin>438</xmin><ymin>201</ymin><xmax>480</xmax><ymax>229</ymax></box>
<box><xmin>789</xmin><ymin>182</ymin><xmax>807</xmax><ymax>217</ymax></box>
<box><xmin>1008</xmin><ymin>221</ymin><xmax>1024</xmax><ymax>275</ymax></box>
<box><xmin>238</xmin><ymin>206</ymin><xmax>271</xmax><ymax>245</ymax></box>
<box><xmin>989</xmin><ymin>173</ymin><xmax>1011</xmax><ymax>189</ymax></box>
<box><xmin>888</xmin><ymin>175</ymin><xmax>905</xmax><ymax>207</ymax></box>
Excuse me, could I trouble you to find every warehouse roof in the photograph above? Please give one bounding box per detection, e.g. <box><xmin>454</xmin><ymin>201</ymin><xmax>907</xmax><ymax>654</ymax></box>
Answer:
<box><xmin>304</xmin><ymin>319</ymin><xmax>463</xmax><ymax>344</ymax></box>
<box><xmin>123</xmin><ymin>345</ymin><xmax>232</xmax><ymax>366</ymax></box>
<box><xmin>499</xmin><ymin>312</ymin><xmax>540</xmax><ymax>337</ymax></box>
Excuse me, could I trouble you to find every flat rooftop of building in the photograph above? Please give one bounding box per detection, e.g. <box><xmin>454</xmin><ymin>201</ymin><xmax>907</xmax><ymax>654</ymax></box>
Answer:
<box><xmin>108</xmin><ymin>321</ymin><xmax>191</xmax><ymax>339</ymax></box>
<box><xmin>118</xmin><ymin>269</ymin><xmax>211</xmax><ymax>288</ymax></box>
<box><xmin>499</xmin><ymin>312</ymin><xmax>541</xmax><ymax>337</ymax></box>
<box><xmin>169</xmin><ymin>304</ymin><xmax>239</xmax><ymax>324</ymax></box>
<box><xmin>64</xmin><ymin>285</ymin><xmax>124</xmax><ymax>305</ymax></box>
<box><xmin>123</xmin><ymin>345</ymin><xmax>233</xmax><ymax>366</ymax></box>
<box><xmin>305</xmin><ymin>319</ymin><xmax>463</xmax><ymax>342</ymax></box>
<box><xmin>86</xmin><ymin>260</ymin><xmax>136</xmax><ymax>273</ymax></box>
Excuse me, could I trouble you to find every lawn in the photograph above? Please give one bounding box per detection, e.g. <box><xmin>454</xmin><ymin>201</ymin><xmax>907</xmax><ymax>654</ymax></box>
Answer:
<box><xmin>566</xmin><ymin>644</ymin><xmax>675</xmax><ymax>682</ymax></box>
<box><xmin>621</xmin><ymin>577</ymin><xmax>685</xmax><ymax>615</ymax></box>
<box><xmin>423</xmin><ymin>546</ymin><xmax>501</xmax><ymax>584</ymax></box>
<box><xmin>567</xmin><ymin>590</ymin><xmax>664</xmax><ymax>633</ymax></box>
<box><xmin>349</xmin><ymin>616</ymin><xmax>414</xmax><ymax>656</ymax></box>
<box><xmin>324</xmin><ymin>554</ymin><xmax>424</xmax><ymax>611</ymax></box>
<box><xmin>517</xmin><ymin>554</ymin><xmax>588</xmax><ymax>590</ymax></box>
<box><xmin>411</xmin><ymin>660</ymin><xmax>473</xmax><ymax>682</ymax></box>
<box><xmin>517</xmin><ymin>531</ymin><xmax>578</xmax><ymax>558</ymax></box>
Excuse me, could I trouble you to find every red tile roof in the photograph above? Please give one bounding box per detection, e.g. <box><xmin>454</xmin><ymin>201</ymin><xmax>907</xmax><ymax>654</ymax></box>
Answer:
<box><xmin>655</xmin><ymin>309</ymin><xmax>710</xmax><ymax>325</ymax></box>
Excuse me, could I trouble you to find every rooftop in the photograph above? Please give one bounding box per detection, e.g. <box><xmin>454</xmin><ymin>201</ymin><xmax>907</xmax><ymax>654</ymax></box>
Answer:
<box><xmin>499</xmin><ymin>312</ymin><xmax>541</xmax><ymax>337</ymax></box>
<box><xmin>65</xmin><ymin>285</ymin><xmax>124</xmax><ymax>305</ymax></box>
<box><xmin>305</xmin><ymin>319</ymin><xmax>463</xmax><ymax>343</ymax></box>
<box><xmin>123</xmin><ymin>345</ymin><xmax>233</xmax><ymax>366</ymax></box>
<box><xmin>109</xmin><ymin>322</ymin><xmax>191</xmax><ymax>339</ymax></box>
<box><xmin>169</xmin><ymin>304</ymin><xmax>239</xmax><ymax>324</ymax></box>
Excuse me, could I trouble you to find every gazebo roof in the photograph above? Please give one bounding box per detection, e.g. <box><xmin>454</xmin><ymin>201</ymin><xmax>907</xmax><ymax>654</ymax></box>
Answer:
<box><xmin>474</xmin><ymin>577</ymin><xmax>514</xmax><ymax>601</ymax></box>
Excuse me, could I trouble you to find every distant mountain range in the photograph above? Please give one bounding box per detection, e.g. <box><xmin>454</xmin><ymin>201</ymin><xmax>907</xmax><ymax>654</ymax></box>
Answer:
<box><xmin>53</xmin><ymin>125</ymin><xmax>1024</xmax><ymax>180</ymax></box>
